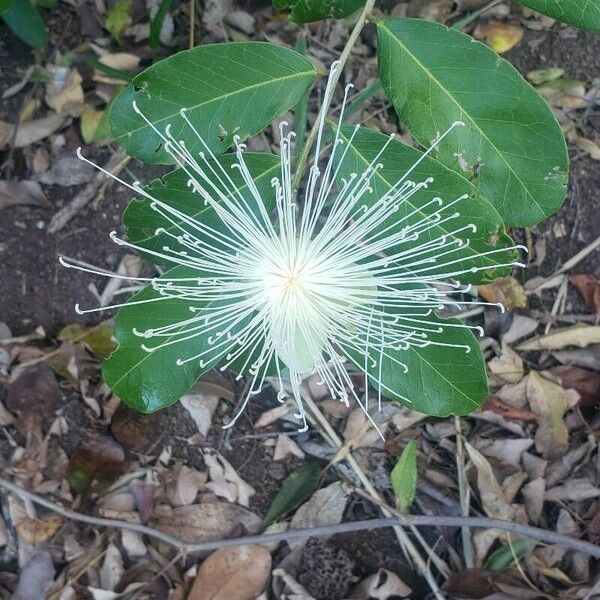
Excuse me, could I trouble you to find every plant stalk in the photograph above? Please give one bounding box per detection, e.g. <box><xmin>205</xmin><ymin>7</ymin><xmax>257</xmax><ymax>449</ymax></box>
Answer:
<box><xmin>291</xmin><ymin>0</ymin><xmax>377</xmax><ymax>194</ymax></box>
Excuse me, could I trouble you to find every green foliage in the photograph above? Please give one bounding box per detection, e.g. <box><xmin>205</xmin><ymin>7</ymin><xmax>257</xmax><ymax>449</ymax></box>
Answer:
<box><xmin>105</xmin><ymin>0</ymin><xmax>133</xmax><ymax>40</ymax></box>
<box><xmin>263</xmin><ymin>463</ymin><xmax>322</xmax><ymax>525</ymax></box>
<box><xmin>104</xmin><ymin>153</ymin><xmax>279</xmax><ymax>412</ymax></box>
<box><xmin>484</xmin><ymin>539</ymin><xmax>536</xmax><ymax>570</ymax></box>
<box><xmin>391</xmin><ymin>440</ymin><xmax>417</xmax><ymax>512</ymax></box>
<box><xmin>336</xmin><ymin>126</ymin><xmax>517</xmax><ymax>285</ymax></box>
<box><xmin>274</xmin><ymin>0</ymin><xmax>365</xmax><ymax>22</ymax></box>
<box><xmin>512</xmin><ymin>0</ymin><xmax>600</xmax><ymax>31</ymax></box>
<box><xmin>377</xmin><ymin>18</ymin><xmax>568</xmax><ymax>227</ymax></box>
<box><xmin>1</xmin><ymin>0</ymin><xmax>48</xmax><ymax>49</ymax></box>
<box><xmin>110</xmin><ymin>42</ymin><xmax>317</xmax><ymax>164</ymax></box>
<box><xmin>344</xmin><ymin>304</ymin><xmax>488</xmax><ymax>415</ymax></box>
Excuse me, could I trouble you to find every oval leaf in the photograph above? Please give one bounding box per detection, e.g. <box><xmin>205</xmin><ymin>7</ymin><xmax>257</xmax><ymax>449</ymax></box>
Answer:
<box><xmin>1</xmin><ymin>0</ymin><xmax>47</xmax><ymax>49</ymax></box>
<box><xmin>391</xmin><ymin>440</ymin><xmax>417</xmax><ymax>512</ymax></box>
<box><xmin>274</xmin><ymin>0</ymin><xmax>365</xmax><ymax>22</ymax></box>
<box><xmin>104</xmin><ymin>152</ymin><xmax>280</xmax><ymax>410</ymax></box>
<box><xmin>377</xmin><ymin>18</ymin><xmax>568</xmax><ymax>227</ymax></box>
<box><xmin>513</xmin><ymin>0</ymin><xmax>600</xmax><ymax>31</ymax></box>
<box><xmin>336</xmin><ymin>125</ymin><xmax>517</xmax><ymax>285</ymax></box>
<box><xmin>263</xmin><ymin>462</ymin><xmax>321</xmax><ymax>525</ymax></box>
<box><xmin>343</xmin><ymin>306</ymin><xmax>488</xmax><ymax>416</ymax></box>
<box><xmin>110</xmin><ymin>42</ymin><xmax>317</xmax><ymax>164</ymax></box>
<box><xmin>103</xmin><ymin>266</ymin><xmax>212</xmax><ymax>413</ymax></box>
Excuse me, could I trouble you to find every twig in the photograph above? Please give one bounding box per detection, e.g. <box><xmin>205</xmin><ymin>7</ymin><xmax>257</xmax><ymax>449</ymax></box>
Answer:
<box><xmin>48</xmin><ymin>150</ymin><xmax>129</xmax><ymax>234</ymax></box>
<box><xmin>189</xmin><ymin>0</ymin><xmax>195</xmax><ymax>49</ymax></box>
<box><xmin>527</xmin><ymin>232</ymin><xmax>600</xmax><ymax>294</ymax></box>
<box><xmin>2</xmin><ymin>478</ymin><xmax>600</xmax><ymax>559</ymax></box>
<box><xmin>451</xmin><ymin>0</ymin><xmax>504</xmax><ymax>29</ymax></box>
<box><xmin>291</xmin><ymin>0</ymin><xmax>377</xmax><ymax>194</ymax></box>
<box><xmin>454</xmin><ymin>416</ymin><xmax>474</xmax><ymax>569</ymax></box>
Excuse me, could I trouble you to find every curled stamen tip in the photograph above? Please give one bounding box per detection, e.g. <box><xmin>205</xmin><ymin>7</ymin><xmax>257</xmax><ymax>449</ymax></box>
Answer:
<box><xmin>179</xmin><ymin>107</ymin><xmax>187</xmax><ymax>116</ymax></box>
<box><xmin>74</xmin><ymin>303</ymin><xmax>83</xmax><ymax>314</ymax></box>
<box><xmin>76</xmin><ymin>146</ymin><xmax>84</xmax><ymax>159</ymax></box>
<box><xmin>453</xmin><ymin>120</ymin><xmax>466</xmax><ymax>128</ymax></box>
<box><xmin>476</xmin><ymin>326</ymin><xmax>484</xmax><ymax>337</ymax></box>
<box><xmin>132</xmin><ymin>100</ymin><xmax>141</xmax><ymax>114</ymax></box>
<box><xmin>141</xmin><ymin>344</ymin><xmax>155</xmax><ymax>353</ymax></box>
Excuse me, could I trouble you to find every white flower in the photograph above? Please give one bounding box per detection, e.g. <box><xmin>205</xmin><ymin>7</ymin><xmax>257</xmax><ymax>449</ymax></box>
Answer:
<box><xmin>62</xmin><ymin>62</ymin><xmax>524</xmax><ymax>434</ymax></box>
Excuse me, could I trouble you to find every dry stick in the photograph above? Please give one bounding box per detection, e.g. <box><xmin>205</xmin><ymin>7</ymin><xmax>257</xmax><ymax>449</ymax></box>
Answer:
<box><xmin>453</xmin><ymin>416</ymin><xmax>474</xmax><ymax>569</ymax></box>
<box><xmin>189</xmin><ymin>0</ymin><xmax>195</xmax><ymax>48</ymax></box>
<box><xmin>291</xmin><ymin>0</ymin><xmax>377</xmax><ymax>194</ymax></box>
<box><xmin>48</xmin><ymin>150</ymin><xmax>129</xmax><ymax>234</ymax></box>
<box><xmin>2</xmin><ymin>478</ymin><xmax>600</xmax><ymax>560</ymax></box>
<box><xmin>297</xmin><ymin>390</ymin><xmax>447</xmax><ymax>600</ymax></box>
<box><xmin>527</xmin><ymin>232</ymin><xmax>600</xmax><ymax>294</ymax></box>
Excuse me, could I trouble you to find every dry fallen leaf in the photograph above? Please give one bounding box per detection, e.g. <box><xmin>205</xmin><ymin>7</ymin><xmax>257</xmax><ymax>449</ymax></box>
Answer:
<box><xmin>273</xmin><ymin>434</ymin><xmax>305</xmax><ymax>461</ymax></box>
<box><xmin>522</xmin><ymin>477</ymin><xmax>545</xmax><ymax>524</ymax></box>
<box><xmin>478</xmin><ymin>277</ymin><xmax>527</xmax><ymax>309</ymax></box>
<box><xmin>288</xmin><ymin>481</ymin><xmax>348</xmax><ymax>550</ymax></box>
<box><xmin>517</xmin><ymin>325</ymin><xmax>600</xmax><ymax>351</ymax></box>
<box><xmin>203</xmin><ymin>448</ymin><xmax>255</xmax><ymax>507</ymax></box>
<box><xmin>0</xmin><ymin>180</ymin><xmax>49</xmax><ymax>210</ymax></box>
<box><xmin>569</xmin><ymin>274</ymin><xmax>600</xmax><ymax>314</ymax></box>
<box><xmin>154</xmin><ymin>502</ymin><xmax>262</xmax><ymax>545</ymax></box>
<box><xmin>488</xmin><ymin>342</ymin><xmax>524</xmax><ymax>383</ymax></box>
<box><xmin>475</xmin><ymin>22</ymin><xmax>524</xmax><ymax>53</ymax></box>
<box><xmin>99</xmin><ymin>543</ymin><xmax>124</xmax><ymax>592</ymax></box>
<box><xmin>13</xmin><ymin>114</ymin><xmax>67</xmax><ymax>148</ymax></box>
<box><xmin>350</xmin><ymin>568</ymin><xmax>412</xmax><ymax>598</ymax></box>
<box><xmin>165</xmin><ymin>464</ymin><xmax>207</xmax><ymax>507</ymax></box>
<box><xmin>566</xmin><ymin>129</ymin><xmax>600</xmax><ymax>161</ymax></box>
<box><xmin>548</xmin><ymin>365</ymin><xmax>600</xmax><ymax>406</ymax></box>
<box><xmin>187</xmin><ymin>545</ymin><xmax>271</xmax><ymax>600</ymax></box>
<box><xmin>545</xmin><ymin>479</ymin><xmax>600</xmax><ymax>502</ymax></box>
<box><xmin>526</xmin><ymin>372</ymin><xmax>570</xmax><ymax>460</ymax></box>
<box><xmin>45</xmin><ymin>66</ymin><xmax>85</xmax><ymax>117</ymax></box>
<box><xmin>12</xmin><ymin>547</ymin><xmax>55</xmax><ymax>600</ymax></box>
<box><xmin>465</xmin><ymin>442</ymin><xmax>518</xmax><ymax>564</ymax></box>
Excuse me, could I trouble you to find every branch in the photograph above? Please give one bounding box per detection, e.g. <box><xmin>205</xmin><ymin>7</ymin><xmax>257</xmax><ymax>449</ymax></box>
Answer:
<box><xmin>2</xmin><ymin>478</ymin><xmax>600</xmax><ymax>559</ymax></box>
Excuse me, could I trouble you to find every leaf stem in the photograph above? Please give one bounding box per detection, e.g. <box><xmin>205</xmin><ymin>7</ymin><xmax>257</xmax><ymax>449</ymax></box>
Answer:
<box><xmin>291</xmin><ymin>0</ymin><xmax>377</xmax><ymax>194</ymax></box>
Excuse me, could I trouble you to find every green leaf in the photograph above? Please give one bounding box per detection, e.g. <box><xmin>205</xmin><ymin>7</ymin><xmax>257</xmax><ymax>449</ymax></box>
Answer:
<box><xmin>391</xmin><ymin>440</ymin><xmax>417</xmax><ymax>512</ymax></box>
<box><xmin>102</xmin><ymin>266</ymin><xmax>211</xmax><ymax>413</ymax></box>
<box><xmin>512</xmin><ymin>0</ymin><xmax>600</xmax><ymax>31</ymax></box>
<box><xmin>377</xmin><ymin>18</ymin><xmax>568</xmax><ymax>227</ymax></box>
<box><xmin>125</xmin><ymin>152</ymin><xmax>280</xmax><ymax>261</ymax></box>
<box><xmin>263</xmin><ymin>462</ymin><xmax>322</xmax><ymax>525</ymax></box>
<box><xmin>484</xmin><ymin>539</ymin><xmax>536</xmax><ymax>571</ymax></box>
<box><xmin>275</xmin><ymin>0</ymin><xmax>365</xmax><ymax>22</ymax></box>
<box><xmin>336</xmin><ymin>125</ymin><xmax>517</xmax><ymax>285</ymax></box>
<box><xmin>1</xmin><ymin>0</ymin><xmax>47</xmax><ymax>49</ymax></box>
<box><xmin>105</xmin><ymin>152</ymin><xmax>280</xmax><ymax>410</ymax></box>
<box><xmin>105</xmin><ymin>0</ymin><xmax>132</xmax><ymax>40</ymax></box>
<box><xmin>344</xmin><ymin>305</ymin><xmax>489</xmax><ymax>415</ymax></box>
<box><xmin>149</xmin><ymin>0</ymin><xmax>174</xmax><ymax>48</ymax></box>
<box><xmin>109</xmin><ymin>42</ymin><xmax>317</xmax><ymax>164</ymax></box>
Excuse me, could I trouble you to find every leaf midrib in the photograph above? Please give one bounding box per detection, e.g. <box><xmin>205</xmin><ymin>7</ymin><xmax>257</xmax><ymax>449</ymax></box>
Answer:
<box><xmin>338</xmin><ymin>127</ymin><xmax>509</xmax><ymax>271</ymax></box>
<box><xmin>116</xmin><ymin>69</ymin><xmax>316</xmax><ymax>141</ymax></box>
<box><xmin>378</xmin><ymin>20</ymin><xmax>545</xmax><ymax>218</ymax></box>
